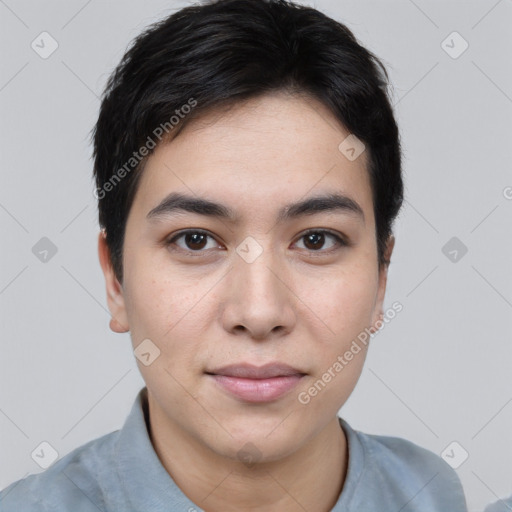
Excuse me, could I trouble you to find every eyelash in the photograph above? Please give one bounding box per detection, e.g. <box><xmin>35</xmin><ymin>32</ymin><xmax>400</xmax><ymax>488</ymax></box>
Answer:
<box><xmin>165</xmin><ymin>229</ymin><xmax>348</xmax><ymax>257</ymax></box>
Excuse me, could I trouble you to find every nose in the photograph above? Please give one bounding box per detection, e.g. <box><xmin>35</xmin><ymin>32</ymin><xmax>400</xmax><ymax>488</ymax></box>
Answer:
<box><xmin>220</xmin><ymin>246</ymin><xmax>296</xmax><ymax>341</ymax></box>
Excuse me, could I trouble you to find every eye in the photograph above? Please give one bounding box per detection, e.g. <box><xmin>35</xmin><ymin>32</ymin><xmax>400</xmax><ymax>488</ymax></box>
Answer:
<box><xmin>166</xmin><ymin>230</ymin><xmax>222</xmax><ymax>254</ymax></box>
<box><xmin>165</xmin><ymin>228</ymin><xmax>347</xmax><ymax>256</ymax></box>
<box><xmin>293</xmin><ymin>229</ymin><xmax>347</xmax><ymax>253</ymax></box>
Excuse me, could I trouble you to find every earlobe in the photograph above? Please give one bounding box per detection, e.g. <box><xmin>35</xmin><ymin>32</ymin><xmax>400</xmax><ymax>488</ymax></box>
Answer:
<box><xmin>371</xmin><ymin>235</ymin><xmax>396</xmax><ymax>333</ymax></box>
<box><xmin>97</xmin><ymin>231</ymin><xmax>130</xmax><ymax>333</ymax></box>
<box><xmin>382</xmin><ymin>234</ymin><xmax>395</xmax><ymax>268</ymax></box>
<box><xmin>110</xmin><ymin>317</ymin><xmax>129</xmax><ymax>333</ymax></box>
<box><xmin>369</xmin><ymin>312</ymin><xmax>384</xmax><ymax>335</ymax></box>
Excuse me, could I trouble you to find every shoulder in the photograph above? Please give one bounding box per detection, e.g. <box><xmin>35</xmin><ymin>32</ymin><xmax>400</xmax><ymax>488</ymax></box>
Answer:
<box><xmin>484</xmin><ymin>496</ymin><xmax>512</xmax><ymax>512</ymax></box>
<box><xmin>340</xmin><ymin>419</ymin><xmax>468</xmax><ymax>511</ymax></box>
<box><xmin>362</xmin><ymin>429</ymin><xmax>453</xmax><ymax>476</ymax></box>
<box><xmin>0</xmin><ymin>430</ymin><xmax>120</xmax><ymax>512</ymax></box>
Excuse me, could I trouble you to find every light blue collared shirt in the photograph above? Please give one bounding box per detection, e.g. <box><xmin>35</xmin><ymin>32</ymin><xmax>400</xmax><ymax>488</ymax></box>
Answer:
<box><xmin>1</xmin><ymin>387</ymin><xmax>468</xmax><ymax>511</ymax></box>
<box><xmin>484</xmin><ymin>497</ymin><xmax>512</xmax><ymax>512</ymax></box>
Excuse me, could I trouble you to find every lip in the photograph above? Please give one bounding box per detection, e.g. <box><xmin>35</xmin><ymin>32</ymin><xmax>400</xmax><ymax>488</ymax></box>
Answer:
<box><xmin>206</xmin><ymin>363</ymin><xmax>306</xmax><ymax>403</ymax></box>
<box><xmin>208</xmin><ymin>362</ymin><xmax>304</xmax><ymax>379</ymax></box>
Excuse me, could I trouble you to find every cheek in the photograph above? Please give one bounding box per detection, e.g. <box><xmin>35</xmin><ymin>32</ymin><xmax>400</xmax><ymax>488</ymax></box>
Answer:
<box><xmin>302</xmin><ymin>265</ymin><xmax>379</xmax><ymax>346</ymax></box>
<box><xmin>123</xmin><ymin>254</ymin><xmax>212</xmax><ymax>363</ymax></box>
<box><xmin>295</xmin><ymin>269</ymin><xmax>377</xmax><ymax>413</ymax></box>
<box><xmin>123</xmin><ymin>248</ymin><xmax>173</xmax><ymax>323</ymax></box>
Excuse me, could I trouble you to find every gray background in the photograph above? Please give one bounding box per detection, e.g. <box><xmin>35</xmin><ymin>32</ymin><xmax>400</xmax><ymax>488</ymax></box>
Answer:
<box><xmin>1</xmin><ymin>1</ymin><xmax>511</xmax><ymax>510</ymax></box>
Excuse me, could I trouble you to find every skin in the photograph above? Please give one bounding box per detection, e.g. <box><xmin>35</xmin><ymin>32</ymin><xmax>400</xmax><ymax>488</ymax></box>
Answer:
<box><xmin>99</xmin><ymin>91</ymin><xmax>394</xmax><ymax>512</ymax></box>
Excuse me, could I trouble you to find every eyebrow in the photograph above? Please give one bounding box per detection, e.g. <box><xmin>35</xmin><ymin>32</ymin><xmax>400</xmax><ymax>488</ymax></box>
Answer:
<box><xmin>147</xmin><ymin>191</ymin><xmax>365</xmax><ymax>224</ymax></box>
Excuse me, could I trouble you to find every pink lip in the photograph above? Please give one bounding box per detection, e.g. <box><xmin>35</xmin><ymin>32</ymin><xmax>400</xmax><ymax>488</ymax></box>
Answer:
<box><xmin>206</xmin><ymin>363</ymin><xmax>305</xmax><ymax>403</ymax></box>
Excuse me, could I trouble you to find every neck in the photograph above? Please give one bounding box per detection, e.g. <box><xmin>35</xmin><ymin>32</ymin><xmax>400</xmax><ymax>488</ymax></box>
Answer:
<box><xmin>147</xmin><ymin>398</ymin><xmax>348</xmax><ymax>512</ymax></box>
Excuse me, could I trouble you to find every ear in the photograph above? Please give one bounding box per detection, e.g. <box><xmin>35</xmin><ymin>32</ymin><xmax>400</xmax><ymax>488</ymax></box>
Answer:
<box><xmin>98</xmin><ymin>231</ymin><xmax>130</xmax><ymax>333</ymax></box>
<box><xmin>369</xmin><ymin>235</ymin><xmax>395</xmax><ymax>334</ymax></box>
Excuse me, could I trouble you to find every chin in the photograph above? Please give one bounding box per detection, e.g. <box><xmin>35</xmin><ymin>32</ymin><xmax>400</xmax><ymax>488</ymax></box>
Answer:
<box><xmin>202</xmin><ymin>414</ymin><xmax>310</xmax><ymax>462</ymax></box>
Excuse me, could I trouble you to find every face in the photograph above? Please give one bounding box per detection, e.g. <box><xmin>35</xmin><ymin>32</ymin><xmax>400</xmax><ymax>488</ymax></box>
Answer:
<box><xmin>99</xmin><ymin>92</ymin><xmax>393</xmax><ymax>463</ymax></box>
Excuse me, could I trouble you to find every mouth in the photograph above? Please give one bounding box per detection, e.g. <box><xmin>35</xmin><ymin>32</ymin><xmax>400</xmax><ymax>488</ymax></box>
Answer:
<box><xmin>205</xmin><ymin>363</ymin><xmax>306</xmax><ymax>403</ymax></box>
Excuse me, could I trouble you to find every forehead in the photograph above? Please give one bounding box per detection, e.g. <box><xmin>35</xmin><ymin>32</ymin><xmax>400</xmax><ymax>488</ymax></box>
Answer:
<box><xmin>132</xmin><ymin>92</ymin><xmax>373</xmax><ymax>225</ymax></box>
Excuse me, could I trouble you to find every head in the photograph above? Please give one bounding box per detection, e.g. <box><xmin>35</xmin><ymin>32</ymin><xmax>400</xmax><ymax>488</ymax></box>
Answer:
<box><xmin>94</xmin><ymin>0</ymin><xmax>403</xmax><ymax>463</ymax></box>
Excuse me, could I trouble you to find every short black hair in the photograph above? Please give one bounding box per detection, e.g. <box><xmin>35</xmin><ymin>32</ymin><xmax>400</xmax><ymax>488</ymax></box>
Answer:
<box><xmin>92</xmin><ymin>0</ymin><xmax>403</xmax><ymax>282</ymax></box>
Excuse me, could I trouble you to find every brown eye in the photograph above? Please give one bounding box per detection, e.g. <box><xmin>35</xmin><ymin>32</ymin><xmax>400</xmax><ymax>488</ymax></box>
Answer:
<box><xmin>294</xmin><ymin>230</ymin><xmax>346</xmax><ymax>252</ymax></box>
<box><xmin>183</xmin><ymin>232</ymin><xmax>208</xmax><ymax>250</ymax></box>
<box><xmin>166</xmin><ymin>230</ymin><xmax>219</xmax><ymax>253</ymax></box>
<box><xmin>303</xmin><ymin>232</ymin><xmax>325</xmax><ymax>250</ymax></box>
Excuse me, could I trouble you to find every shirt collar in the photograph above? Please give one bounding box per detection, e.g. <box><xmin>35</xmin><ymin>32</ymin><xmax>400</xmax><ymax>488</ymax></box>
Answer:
<box><xmin>335</xmin><ymin>417</ymin><xmax>365</xmax><ymax>509</ymax></box>
<box><xmin>114</xmin><ymin>387</ymin><xmax>201</xmax><ymax>511</ymax></box>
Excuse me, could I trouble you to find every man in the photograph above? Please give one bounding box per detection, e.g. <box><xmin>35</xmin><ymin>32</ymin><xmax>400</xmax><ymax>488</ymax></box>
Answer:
<box><xmin>0</xmin><ymin>0</ymin><xmax>468</xmax><ymax>510</ymax></box>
